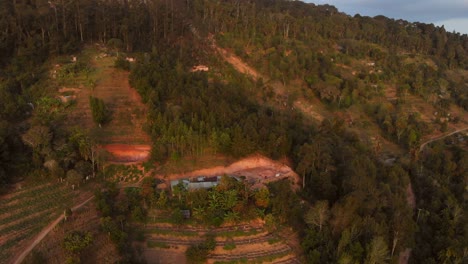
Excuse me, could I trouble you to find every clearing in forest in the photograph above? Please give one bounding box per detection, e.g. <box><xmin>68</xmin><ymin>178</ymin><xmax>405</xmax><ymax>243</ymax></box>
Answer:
<box><xmin>58</xmin><ymin>46</ymin><xmax>151</xmax><ymax>162</ymax></box>
<box><xmin>158</xmin><ymin>154</ymin><xmax>301</xmax><ymax>190</ymax></box>
<box><xmin>214</xmin><ymin>44</ymin><xmax>404</xmax><ymax>158</ymax></box>
<box><xmin>214</xmin><ymin>43</ymin><xmax>328</xmax><ymax>124</ymax></box>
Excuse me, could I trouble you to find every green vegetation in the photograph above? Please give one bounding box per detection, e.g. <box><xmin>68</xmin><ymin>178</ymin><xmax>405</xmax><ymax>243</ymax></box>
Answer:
<box><xmin>0</xmin><ymin>0</ymin><xmax>466</xmax><ymax>263</ymax></box>
<box><xmin>146</xmin><ymin>240</ymin><xmax>170</xmax><ymax>249</ymax></box>
<box><xmin>104</xmin><ymin>164</ymin><xmax>143</xmax><ymax>183</ymax></box>
<box><xmin>145</xmin><ymin>175</ymin><xmax>283</xmax><ymax>227</ymax></box>
<box><xmin>185</xmin><ymin>235</ymin><xmax>216</xmax><ymax>264</ymax></box>
<box><xmin>63</xmin><ymin>230</ymin><xmax>93</xmax><ymax>253</ymax></box>
<box><xmin>89</xmin><ymin>96</ymin><xmax>110</xmax><ymax>126</ymax></box>
<box><xmin>223</xmin><ymin>242</ymin><xmax>236</xmax><ymax>250</ymax></box>
<box><xmin>213</xmin><ymin>250</ymin><xmax>291</xmax><ymax>264</ymax></box>
<box><xmin>412</xmin><ymin>141</ymin><xmax>467</xmax><ymax>263</ymax></box>
<box><xmin>0</xmin><ymin>181</ymin><xmax>74</xmax><ymax>261</ymax></box>
<box><xmin>146</xmin><ymin>228</ymin><xmax>199</xmax><ymax>237</ymax></box>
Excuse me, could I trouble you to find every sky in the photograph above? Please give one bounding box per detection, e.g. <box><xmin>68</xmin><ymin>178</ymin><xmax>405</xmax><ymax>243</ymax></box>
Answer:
<box><xmin>304</xmin><ymin>0</ymin><xmax>468</xmax><ymax>35</ymax></box>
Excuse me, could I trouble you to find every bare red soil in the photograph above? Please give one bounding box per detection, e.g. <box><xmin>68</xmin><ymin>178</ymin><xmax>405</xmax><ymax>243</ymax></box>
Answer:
<box><xmin>161</xmin><ymin>154</ymin><xmax>301</xmax><ymax>189</ymax></box>
<box><xmin>101</xmin><ymin>144</ymin><xmax>151</xmax><ymax>162</ymax></box>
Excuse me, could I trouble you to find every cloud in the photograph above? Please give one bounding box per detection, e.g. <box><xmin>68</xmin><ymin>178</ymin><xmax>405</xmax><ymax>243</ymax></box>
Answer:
<box><xmin>305</xmin><ymin>0</ymin><xmax>468</xmax><ymax>32</ymax></box>
<box><xmin>435</xmin><ymin>18</ymin><xmax>468</xmax><ymax>34</ymax></box>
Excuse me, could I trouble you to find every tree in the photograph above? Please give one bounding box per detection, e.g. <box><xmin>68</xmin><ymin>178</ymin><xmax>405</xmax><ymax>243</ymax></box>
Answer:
<box><xmin>22</xmin><ymin>125</ymin><xmax>52</xmax><ymax>155</ymax></box>
<box><xmin>395</xmin><ymin>114</ymin><xmax>408</xmax><ymax>143</ymax></box>
<box><xmin>305</xmin><ymin>200</ymin><xmax>330</xmax><ymax>232</ymax></box>
<box><xmin>172</xmin><ymin>181</ymin><xmax>187</xmax><ymax>202</ymax></box>
<box><xmin>220</xmin><ymin>189</ymin><xmax>238</xmax><ymax>210</ymax></box>
<box><xmin>365</xmin><ymin>236</ymin><xmax>389</xmax><ymax>264</ymax></box>
<box><xmin>254</xmin><ymin>187</ymin><xmax>270</xmax><ymax>208</ymax></box>
<box><xmin>69</xmin><ymin>129</ymin><xmax>97</xmax><ymax>177</ymax></box>
<box><xmin>63</xmin><ymin>231</ymin><xmax>93</xmax><ymax>254</ymax></box>
<box><xmin>89</xmin><ymin>96</ymin><xmax>110</xmax><ymax>126</ymax></box>
<box><xmin>44</xmin><ymin>159</ymin><xmax>65</xmax><ymax>179</ymax></box>
<box><xmin>264</xmin><ymin>213</ymin><xmax>277</xmax><ymax>233</ymax></box>
<box><xmin>157</xmin><ymin>190</ymin><xmax>168</xmax><ymax>208</ymax></box>
<box><xmin>64</xmin><ymin>208</ymin><xmax>72</xmax><ymax>221</ymax></box>
<box><xmin>66</xmin><ymin>169</ymin><xmax>82</xmax><ymax>189</ymax></box>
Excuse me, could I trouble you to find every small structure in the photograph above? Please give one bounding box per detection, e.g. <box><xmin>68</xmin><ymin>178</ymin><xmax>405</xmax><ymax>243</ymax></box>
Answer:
<box><xmin>170</xmin><ymin>175</ymin><xmax>241</xmax><ymax>191</ymax></box>
<box><xmin>190</xmin><ymin>65</ymin><xmax>209</xmax><ymax>72</ymax></box>
<box><xmin>181</xmin><ymin>210</ymin><xmax>191</xmax><ymax>219</ymax></box>
<box><xmin>58</xmin><ymin>95</ymin><xmax>76</xmax><ymax>103</ymax></box>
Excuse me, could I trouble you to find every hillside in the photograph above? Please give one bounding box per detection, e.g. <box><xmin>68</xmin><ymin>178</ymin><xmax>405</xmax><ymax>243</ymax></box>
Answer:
<box><xmin>0</xmin><ymin>0</ymin><xmax>467</xmax><ymax>264</ymax></box>
<box><xmin>55</xmin><ymin>47</ymin><xmax>151</xmax><ymax>162</ymax></box>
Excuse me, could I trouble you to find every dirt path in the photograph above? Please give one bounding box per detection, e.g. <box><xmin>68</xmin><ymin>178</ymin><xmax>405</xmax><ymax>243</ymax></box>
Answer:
<box><xmin>419</xmin><ymin>127</ymin><xmax>468</xmax><ymax>152</ymax></box>
<box><xmin>214</xmin><ymin>44</ymin><xmax>327</xmax><ymax>123</ymax></box>
<box><xmin>216</xmin><ymin>46</ymin><xmax>262</xmax><ymax>81</ymax></box>
<box><xmin>12</xmin><ymin>196</ymin><xmax>94</xmax><ymax>264</ymax></box>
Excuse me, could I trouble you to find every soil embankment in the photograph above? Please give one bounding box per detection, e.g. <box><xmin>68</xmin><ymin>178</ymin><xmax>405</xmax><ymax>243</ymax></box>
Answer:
<box><xmin>162</xmin><ymin>154</ymin><xmax>301</xmax><ymax>189</ymax></box>
<box><xmin>102</xmin><ymin>144</ymin><xmax>151</xmax><ymax>163</ymax></box>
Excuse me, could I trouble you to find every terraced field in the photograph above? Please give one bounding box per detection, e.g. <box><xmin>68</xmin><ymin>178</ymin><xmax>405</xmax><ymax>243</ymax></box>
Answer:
<box><xmin>23</xmin><ymin>200</ymin><xmax>121</xmax><ymax>264</ymax></box>
<box><xmin>0</xmin><ymin>181</ymin><xmax>75</xmax><ymax>262</ymax></box>
<box><xmin>59</xmin><ymin>47</ymin><xmax>150</xmax><ymax>146</ymax></box>
<box><xmin>142</xmin><ymin>221</ymin><xmax>301</xmax><ymax>264</ymax></box>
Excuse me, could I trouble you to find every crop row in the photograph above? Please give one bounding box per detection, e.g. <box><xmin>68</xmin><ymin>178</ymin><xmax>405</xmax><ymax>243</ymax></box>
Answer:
<box><xmin>0</xmin><ymin>183</ymin><xmax>61</xmax><ymax>207</ymax></box>
<box><xmin>0</xmin><ymin>193</ymin><xmax>72</xmax><ymax>226</ymax></box>
<box><xmin>210</xmin><ymin>245</ymin><xmax>291</xmax><ymax>261</ymax></box>
<box><xmin>146</xmin><ymin>233</ymin><xmax>275</xmax><ymax>247</ymax></box>
<box><xmin>0</xmin><ymin>209</ymin><xmax>57</xmax><ymax>236</ymax></box>
<box><xmin>0</xmin><ymin>225</ymin><xmax>43</xmax><ymax>261</ymax></box>
<box><xmin>0</xmin><ymin>187</ymin><xmax>71</xmax><ymax>216</ymax></box>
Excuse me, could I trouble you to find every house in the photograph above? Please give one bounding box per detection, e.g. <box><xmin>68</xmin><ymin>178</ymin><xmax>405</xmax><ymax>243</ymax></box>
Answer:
<box><xmin>181</xmin><ymin>210</ymin><xmax>191</xmax><ymax>219</ymax></box>
<box><xmin>170</xmin><ymin>175</ymin><xmax>240</xmax><ymax>191</ymax></box>
<box><xmin>190</xmin><ymin>65</ymin><xmax>209</xmax><ymax>72</ymax></box>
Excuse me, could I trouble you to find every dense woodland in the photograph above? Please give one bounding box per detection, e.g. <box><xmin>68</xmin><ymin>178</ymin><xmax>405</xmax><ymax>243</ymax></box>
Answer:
<box><xmin>0</xmin><ymin>0</ymin><xmax>467</xmax><ymax>263</ymax></box>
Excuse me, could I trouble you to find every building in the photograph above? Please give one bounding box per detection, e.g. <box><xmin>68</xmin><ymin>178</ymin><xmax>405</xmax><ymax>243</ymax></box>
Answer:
<box><xmin>170</xmin><ymin>175</ymin><xmax>241</xmax><ymax>191</ymax></box>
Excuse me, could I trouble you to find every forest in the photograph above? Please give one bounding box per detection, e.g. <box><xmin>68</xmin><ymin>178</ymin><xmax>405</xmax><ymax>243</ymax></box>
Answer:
<box><xmin>0</xmin><ymin>0</ymin><xmax>466</xmax><ymax>263</ymax></box>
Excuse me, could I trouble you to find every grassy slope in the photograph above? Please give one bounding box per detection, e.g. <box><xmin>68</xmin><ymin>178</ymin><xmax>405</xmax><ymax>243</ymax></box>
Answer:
<box><xmin>61</xmin><ymin>46</ymin><xmax>150</xmax><ymax>145</ymax></box>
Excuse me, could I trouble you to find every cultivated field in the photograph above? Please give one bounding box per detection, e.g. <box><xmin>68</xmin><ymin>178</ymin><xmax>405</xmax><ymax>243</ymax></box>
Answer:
<box><xmin>22</xmin><ymin>200</ymin><xmax>120</xmax><ymax>264</ymax></box>
<box><xmin>0</xmin><ymin>180</ymin><xmax>77</xmax><ymax>263</ymax></box>
<box><xmin>58</xmin><ymin>46</ymin><xmax>151</xmax><ymax>162</ymax></box>
<box><xmin>140</xmin><ymin>214</ymin><xmax>301</xmax><ymax>264</ymax></box>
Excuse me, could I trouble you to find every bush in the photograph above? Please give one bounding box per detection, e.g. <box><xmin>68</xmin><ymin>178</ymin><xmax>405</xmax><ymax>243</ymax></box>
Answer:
<box><xmin>115</xmin><ymin>56</ymin><xmax>130</xmax><ymax>70</ymax></box>
<box><xmin>223</xmin><ymin>242</ymin><xmax>236</xmax><ymax>250</ymax></box>
<box><xmin>89</xmin><ymin>96</ymin><xmax>110</xmax><ymax>126</ymax></box>
<box><xmin>186</xmin><ymin>244</ymin><xmax>209</xmax><ymax>263</ymax></box>
<box><xmin>147</xmin><ymin>241</ymin><xmax>170</xmax><ymax>248</ymax></box>
<box><xmin>185</xmin><ymin>235</ymin><xmax>216</xmax><ymax>263</ymax></box>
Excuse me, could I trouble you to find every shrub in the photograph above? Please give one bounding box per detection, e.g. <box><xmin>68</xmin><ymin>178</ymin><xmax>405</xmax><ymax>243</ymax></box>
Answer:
<box><xmin>89</xmin><ymin>96</ymin><xmax>110</xmax><ymax>126</ymax></box>
<box><xmin>186</xmin><ymin>244</ymin><xmax>209</xmax><ymax>263</ymax></box>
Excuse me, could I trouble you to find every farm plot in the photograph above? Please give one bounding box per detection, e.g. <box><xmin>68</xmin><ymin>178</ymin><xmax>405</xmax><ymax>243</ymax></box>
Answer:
<box><xmin>23</xmin><ymin>201</ymin><xmax>120</xmax><ymax>264</ymax></box>
<box><xmin>0</xmin><ymin>181</ymin><xmax>75</xmax><ymax>262</ymax></box>
<box><xmin>141</xmin><ymin>221</ymin><xmax>300</xmax><ymax>264</ymax></box>
<box><xmin>60</xmin><ymin>47</ymin><xmax>150</xmax><ymax>146</ymax></box>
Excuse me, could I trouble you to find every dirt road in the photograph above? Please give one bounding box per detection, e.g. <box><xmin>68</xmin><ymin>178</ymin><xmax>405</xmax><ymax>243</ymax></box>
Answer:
<box><xmin>12</xmin><ymin>196</ymin><xmax>94</xmax><ymax>264</ymax></box>
<box><xmin>419</xmin><ymin>127</ymin><xmax>468</xmax><ymax>152</ymax></box>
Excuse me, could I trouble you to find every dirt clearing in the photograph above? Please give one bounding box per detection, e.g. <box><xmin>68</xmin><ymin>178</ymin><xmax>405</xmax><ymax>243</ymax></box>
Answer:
<box><xmin>59</xmin><ymin>47</ymin><xmax>151</xmax><ymax>162</ymax></box>
<box><xmin>102</xmin><ymin>144</ymin><xmax>151</xmax><ymax>162</ymax></box>
<box><xmin>161</xmin><ymin>154</ymin><xmax>301</xmax><ymax>189</ymax></box>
